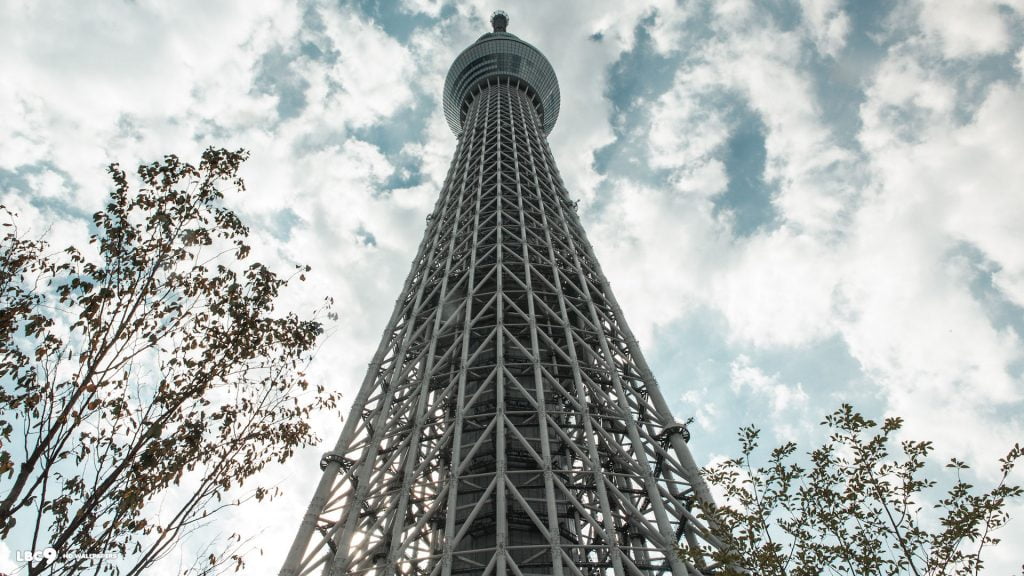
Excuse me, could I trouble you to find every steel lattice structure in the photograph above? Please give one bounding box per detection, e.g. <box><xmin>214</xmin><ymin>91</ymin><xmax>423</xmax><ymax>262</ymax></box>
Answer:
<box><xmin>281</xmin><ymin>12</ymin><xmax>725</xmax><ymax>576</ymax></box>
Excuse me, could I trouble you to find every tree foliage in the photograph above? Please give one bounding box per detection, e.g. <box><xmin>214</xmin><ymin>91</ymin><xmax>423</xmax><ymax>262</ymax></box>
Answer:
<box><xmin>688</xmin><ymin>404</ymin><xmax>1023</xmax><ymax>575</ymax></box>
<box><xmin>0</xmin><ymin>148</ymin><xmax>339</xmax><ymax>575</ymax></box>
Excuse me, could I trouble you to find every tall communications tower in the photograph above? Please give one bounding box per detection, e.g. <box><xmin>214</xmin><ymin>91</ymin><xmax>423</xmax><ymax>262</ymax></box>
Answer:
<box><xmin>282</xmin><ymin>11</ymin><xmax>724</xmax><ymax>576</ymax></box>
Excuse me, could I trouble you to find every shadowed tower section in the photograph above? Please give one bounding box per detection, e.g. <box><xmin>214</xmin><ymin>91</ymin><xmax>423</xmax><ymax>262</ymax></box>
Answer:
<box><xmin>281</xmin><ymin>11</ymin><xmax>725</xmax><ymax>576</ymax></box>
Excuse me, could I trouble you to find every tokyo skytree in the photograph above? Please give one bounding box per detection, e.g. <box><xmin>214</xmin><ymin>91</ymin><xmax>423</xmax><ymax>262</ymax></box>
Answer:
<box><xmin>281</xmin><ymin>11</ymin><xmax>724</xmax><ymax>576</ymax></box>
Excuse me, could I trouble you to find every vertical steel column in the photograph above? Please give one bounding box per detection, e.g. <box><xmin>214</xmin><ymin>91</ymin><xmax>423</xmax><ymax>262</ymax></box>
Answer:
<box><xmin>510</xmin><ymin>83</ymin><xmax>566</xmax><ymax>576</ymax></box>
<box><xmin>438</xmin><ymin>86</ymin><xmax>487</xmax><ymax>576</ymax></box>
<box><xmin>493</xmin><ymin>82</ymin><xmax>510</xmax><ymax>576</ymax></box>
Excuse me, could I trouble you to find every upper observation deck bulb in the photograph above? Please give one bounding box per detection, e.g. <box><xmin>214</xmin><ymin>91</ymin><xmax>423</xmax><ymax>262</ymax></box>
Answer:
<box><xmin>443</xmin><ymin>9</ymin><xmax>560</xmax><ymax>136</ymax></box>
<box><xmin>491</xmin><ymin>10</ymin><xmax>509</xmax><ymax>32</ymax></box>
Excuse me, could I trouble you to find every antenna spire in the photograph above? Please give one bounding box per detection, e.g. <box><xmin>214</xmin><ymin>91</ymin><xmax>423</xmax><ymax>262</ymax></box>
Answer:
<box><xmin>490</xmin><ymin>10</ymin><xmax>509</xmax><ymax>32</ymax></box>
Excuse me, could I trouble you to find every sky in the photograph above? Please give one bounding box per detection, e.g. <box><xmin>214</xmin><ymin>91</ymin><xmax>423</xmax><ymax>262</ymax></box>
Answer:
<box><xmin>1</xmin><ymin>0</ymin><xmax>1023</xmax><ymax>573</ymax></box>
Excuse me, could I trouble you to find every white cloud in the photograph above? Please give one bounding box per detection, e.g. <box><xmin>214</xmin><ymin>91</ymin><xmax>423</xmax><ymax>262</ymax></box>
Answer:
<box><xmin>608</xmin><ymin>0</ymin><xmax>1023</xmax><ymax>501</ymax></box>
<box><xmin>319</xmin><ymin>9</ymin><xmax>417</xmax><ymax>128</ymax></box>
<box><xmin>940</xmin><ymin>84</ymin><xmax>1024</xmax><ymax>306</ymax></box>
<box><xmin>647</xmin><ymin>3</ymin><xmax>697</xmax><ymax>55</ymax></box>
<box><xmin>647</xmin><ymin>66</ymin><xmax>731</xmax><ymax>176</ymax></box>
<box><xmin>839</xmin><ymin>40</ymin><xmax>1024</xmax><ymax>469</ymax></box>
<box><xmin>723</xmin><ymin>32</ymin><xmax>856</xmax><ymax>235</ymax></box>
<box><xmin>714</xmin><ymin>230</ymin><xmax>841</xmax><ymax>348</ymax></box>
<box><xmin>0</xmin><ymin>92</ymin><xmax>50</xmax><ymax>170</ymax></box>
<box><xmin>0</xmin><ymin>191</ymin><xmax>92</xmax><ymax>256</ymax></box>
<box><xmin>400</xmin><ymin>0</ymin><xmax>447</xmax><ymax>18</ymax></box>
<box><xmin>602</xmin><ymin>2</ymin><xmax>856</xmax><ymax>351</ymax></box>
<box><xmin>729</xmin><ymin>354</ymin><xmax>810</xmax><ymax>438</ymax></box>
<box><xmin>799</xmin><ymin>0</ymin><xmax>850</xmax><ymax>57</ymax></box>
<box><xmin>729</xmin><ymin>355</ymin><xmax>807</xmax><ymax>412</ymax></box>
<box><xmin>711</xmin><ymin>0</ymin><xmax>756</xmax><ymax>31</ymax></box>
<box><xmin>647</xmin><ymin>4</ymin><xmax>859</xmax><ymax>238</ymax></box>
<box><xmin>679</xmin><ymin>388</ymin><xmax>720</xmax><ymax>433</ymax></box>
<box><xmin>25</xmin><ymin>170</ymin><xmax>71</xmax><ymax>202</ymax></box>
<box><xmin>859</xmin><ymin>49</ymin><xmax>957</xmax><ymax>151</ymax></box>
<box><xmin>917</xmin><ymin>0</ymin><xmax>1017</xmax><ymax>59</ymax></box>
<box><xmin>588</xmin><ymin>178</ymin><xmax>729</xmax><ymax>345</ymax></box>
<box><xmin>0</xmin><ymin>0</ymin><xmax>299</xmax><ymax>209</ymax></box>
<box><xmin>0</xmin><ymin>539</ymin><xmax>17</xmax><ymax>573</ymax></box>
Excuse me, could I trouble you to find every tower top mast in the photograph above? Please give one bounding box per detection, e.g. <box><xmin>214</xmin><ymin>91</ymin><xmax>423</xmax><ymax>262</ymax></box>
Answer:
<box><xmin>491</xmin><ymin>10</ymin><xmax>509</xmax><ymax>32</ymax></box>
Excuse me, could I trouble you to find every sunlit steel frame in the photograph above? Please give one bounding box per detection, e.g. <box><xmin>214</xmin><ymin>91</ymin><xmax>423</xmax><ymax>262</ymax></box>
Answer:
<box><xmin>281</xmin><ymin>24</ymin><xmax>725</xmax><ymax>576</ymax></box>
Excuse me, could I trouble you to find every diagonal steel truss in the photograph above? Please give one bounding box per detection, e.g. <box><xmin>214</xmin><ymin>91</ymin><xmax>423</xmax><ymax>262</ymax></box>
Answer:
<box><xmin>280</xmin><ymin>76</ymin><xmax>725</xmax><ymax>576</ymax></box>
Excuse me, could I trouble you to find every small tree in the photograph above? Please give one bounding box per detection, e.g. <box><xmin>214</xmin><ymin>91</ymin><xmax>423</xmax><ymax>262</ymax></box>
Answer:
<box><xmin>688</xmin><ymin>404</ymin><xmax>1023</xmax><ymax>575</ymax></box>
<box><xmin>0</xmin><ymin>148</ymin><xmax>339</xmax><ymax>575</ymax></box>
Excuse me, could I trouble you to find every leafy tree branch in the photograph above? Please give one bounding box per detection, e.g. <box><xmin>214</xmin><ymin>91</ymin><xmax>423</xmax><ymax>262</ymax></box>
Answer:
<box><xmin>685</xmin><ymin>404</ymin><xmax>1022</xmax><ymax>576</ymax></box>
<box><xmin>0</xmin><ymin>148</ymin><xmax>340</xmax><ymax>575</ymax></box>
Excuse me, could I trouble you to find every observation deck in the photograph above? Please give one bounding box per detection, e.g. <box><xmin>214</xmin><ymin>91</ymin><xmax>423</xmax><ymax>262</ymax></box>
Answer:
<box><xmin>443</xmin><ymin>10</ymin><xmax>561</xmax><ymax>136</ymax></box>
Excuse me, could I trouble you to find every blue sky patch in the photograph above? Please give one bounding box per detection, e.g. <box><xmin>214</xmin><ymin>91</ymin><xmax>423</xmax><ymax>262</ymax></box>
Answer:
<box><xmin>0</xmin><ymin>163</ymin><xmax>90</xmax><ymax>222</ymax></box>
<box><xmin>268</xmin><ymin>208</ymin><xmax>303</xmax><ymax>242</ymax></box>
<box><xmin>254</xmin><ymin>46</ymin><xmax>311</xmax><ymax>121</ymax></box>
<box><xmin>355</xmin><ymin>223</ymin><xmax>377</xmax><ymax>246</ymax></box>
<box><xmin>351</xmin><ymin>0</ymin><xmax>451</xmax><ymax>43</ymax></box>
<box><xmin>716</xmin><ymin>108</ymin><xmax>778</xmax><ymax>236</ymax></box>
<box><xmin>954</xmin><ymin>241</ymin><xmax>1024</xmax><ymax>341</ymax></box>
<box><xmin>604</xmin><ymin>14</ymin><xmax>678</xmax><ymax>112</ymax></box>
